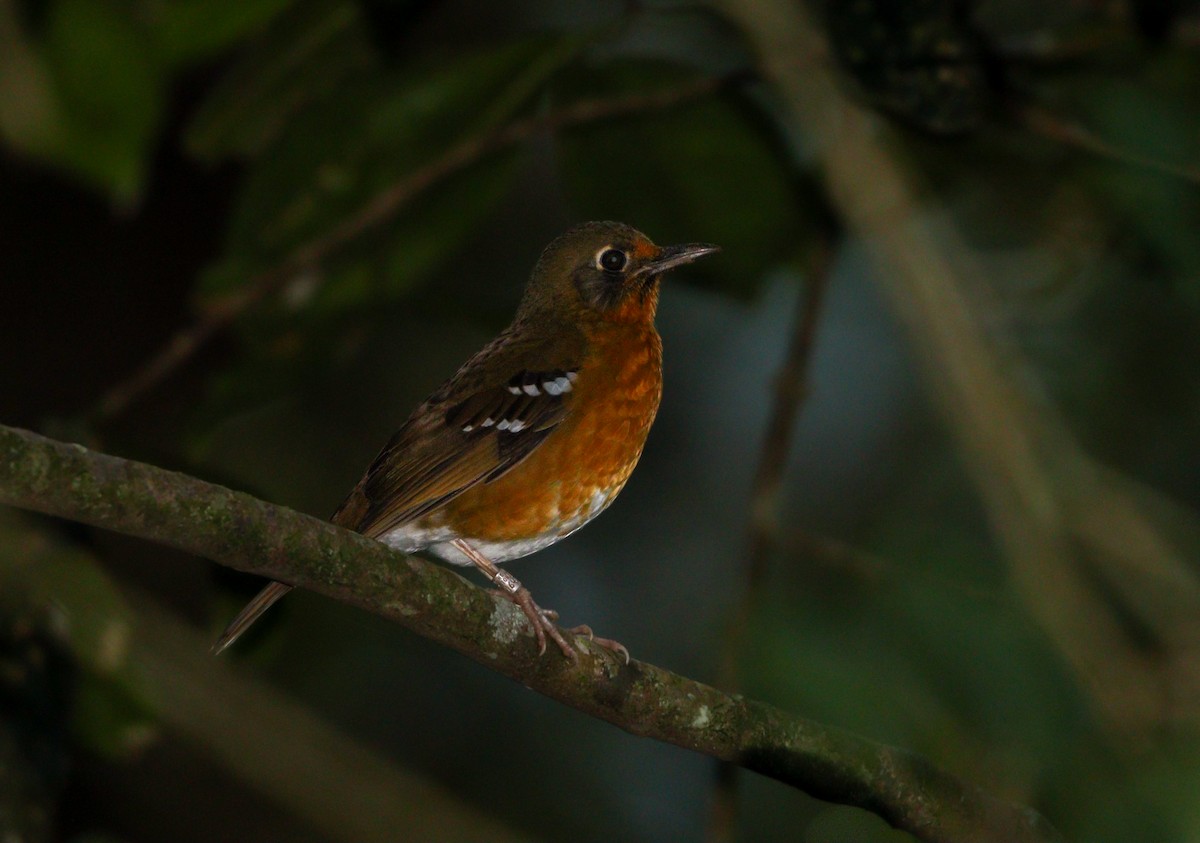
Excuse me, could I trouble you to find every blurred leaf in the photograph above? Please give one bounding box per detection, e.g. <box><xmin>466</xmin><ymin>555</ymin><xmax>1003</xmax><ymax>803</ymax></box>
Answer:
<box><xmin>0</xmin><ymin>601</ymin><xmax>73</xmax><ymax>838</ymax></box>
<box><xmin>0</xmin><ymin>1</ymin><xmax>62</xmax><ymax>154</ymax></box>
<box><xmin>1068</xmin><ymin>51</ymin><xmax>1200</xmax><ymax>305</ymax></box>
<box><xmin>141</xmin><ymin>0</ymin><xmax>296</xmax><ymax>65</ymax></box>
<box><xmin>0</xmin><ymin>513</ymin><xmax>162</xmax><ymax>747</ymax></box>
<box><xmin>554</xmin><ymin>60</ymin><xmax>816</xmax><ymax>296</ymax></box>
<box><xmin>204</xmin><ymin>33</ymin><xmax>581</xmax><ymax>296</ymax></box>
<box><xmin>195</xmin><ymin>155</ymin><xmax>517</xmax><ymax>418</ymax></box>
<box><xmin>192</xmin><ymin>33</ymin><xmax>580</xmax><ymax>418</ymax></box>
<box><xmin>39</xmin><ymin>0</ymin><xmax>164</xmax><ymax>202</ymax></box>
<box><xmin>0</xmin><ymin>517</ymin><xmax>163</xmax><ymax>792</ymax></box>
<box><xmin>71</xmin><ymin>671</ymin><xmax>159</xmax><ymax>760</ymax></box>
<box><xmin>186</xmin><ymin>0</ymin><xmax>377</xmax><ymax>161</ymax></box>
<box><xmin>0</xmin><ymin>523</ymin><xmax>132</xmax><ymax>677</ymax></box>
<box><xmin>2</xmin><ymin>0</ymin><xmax>299</xmax><ymax>202</ymax></box>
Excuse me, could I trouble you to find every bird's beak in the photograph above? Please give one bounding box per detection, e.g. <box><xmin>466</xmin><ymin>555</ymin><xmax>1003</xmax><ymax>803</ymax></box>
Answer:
<box><xmin>636</xmin><ymin>242</ymin><xmax>720</xmax><ymax>278</ymax></box>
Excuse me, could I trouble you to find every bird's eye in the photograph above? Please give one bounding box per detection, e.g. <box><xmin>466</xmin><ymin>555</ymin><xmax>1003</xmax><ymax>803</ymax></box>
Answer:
<box><xmin>596</xmin><ymin>247</ymin><xmax>628</xmax><ymax>273</ymax></box>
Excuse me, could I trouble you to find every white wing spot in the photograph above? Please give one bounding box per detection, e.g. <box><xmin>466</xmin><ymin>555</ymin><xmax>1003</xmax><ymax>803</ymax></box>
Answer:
<box><xmin>507</xmin><ymin>385</ymin><xmax>523</xmax><ymax>395</ymax></box>
<box><xmin>543</xmin><ymin>380</ymin><xmax>562</xmax><ymax>396</ymax></box>
<box><xmin>462</xmin><ymin>424</ymin><xmax>474</xmax><ymax>433</ymax></box>
<box><xmin>566</xmin><ymin>371</ymin><xmax>578</xmax><ymax>382</ymax></box>
<box><xmin>522</xmin><ymin>383</ymin><xmax>540</xmax><ymax>396</ymax></box>
<box><xmin>555</xmin><ymin>376</ymin><xmax>572</xmax><ymax>393</ymax></box>
<box><xmin>481</xmin><ymin>417</ymin><xmax>495</xmax><ymax>427</ymax></box>
<box><xmin>508</xmin><ymin>420</ymin><xmax>526</xmax><ymax>432</ymax></box>
<box><xmin>497</xmin><ymin>419</ymin><xmax>511</xmax><ymax>431</ymax></box>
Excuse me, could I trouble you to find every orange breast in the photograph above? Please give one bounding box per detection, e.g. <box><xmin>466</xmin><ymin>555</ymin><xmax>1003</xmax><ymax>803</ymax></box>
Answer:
<box><xmin>436</xmin><ymin>323</ymin><xmax>663</xmax><ymax>544</ymax></box>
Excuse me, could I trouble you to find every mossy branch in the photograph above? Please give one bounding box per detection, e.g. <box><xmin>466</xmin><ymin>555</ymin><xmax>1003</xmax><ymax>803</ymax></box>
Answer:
<box><xmin>0</xmin><ymin>423</ymin><xmax>1062</xmax><ymax>843</ymax></box>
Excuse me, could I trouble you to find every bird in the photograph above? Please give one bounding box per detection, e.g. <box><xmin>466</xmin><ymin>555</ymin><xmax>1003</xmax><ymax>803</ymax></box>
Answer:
<box><xmin>213</xmin><ymin>221</ymin><xmax>717</xmax><ymax>660</ymax></box>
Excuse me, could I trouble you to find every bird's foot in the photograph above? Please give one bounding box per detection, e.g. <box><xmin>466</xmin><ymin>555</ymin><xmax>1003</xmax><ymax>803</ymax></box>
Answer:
<box><xmin>503</xmin><ymin>585</ymin><xmax>577</xmax><ymax>660</ymax></box>
<box><xmin>454</xmin><ymin>540</ymin><xmax>598</xmax><ymax>661</ymax></box>
<box><xmin>489</xmin><ymin>568</ymin><xmax>575</xmax><ymax>658</ymax></box>
<box><xmin>567</xmin><ymin>624</ymin><xmax>630</xmax><ymax>664</ymax></box>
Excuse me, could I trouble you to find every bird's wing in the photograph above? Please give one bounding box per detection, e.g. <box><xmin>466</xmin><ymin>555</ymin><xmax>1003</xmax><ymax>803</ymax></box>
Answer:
<box><xmin>332</xmin><ymin>332</ymin><xmax>581</xmax><ymax>539</ymax></box>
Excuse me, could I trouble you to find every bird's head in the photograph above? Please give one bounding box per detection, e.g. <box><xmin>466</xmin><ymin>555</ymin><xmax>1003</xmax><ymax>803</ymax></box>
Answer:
<box><xmin>519</xmin><ymin>221</ymin><xmax>718</xmax><ymax>326</ymax></box>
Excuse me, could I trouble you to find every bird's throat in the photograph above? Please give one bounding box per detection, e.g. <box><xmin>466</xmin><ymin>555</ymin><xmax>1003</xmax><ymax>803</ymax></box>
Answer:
<box><xmin>605</xmin><ymin>280</ymin><xmax>660</xmax><ymax>326</ymax></box>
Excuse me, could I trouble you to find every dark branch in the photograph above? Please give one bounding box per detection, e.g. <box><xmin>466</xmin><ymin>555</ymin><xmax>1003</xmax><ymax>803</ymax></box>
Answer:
<box><xmin>0</xmin><ymin>423</ymin><xmax>1062</xmax><ymax>843</ymax></box>
<box><xmin>1016</xmin><ymin>102</ymin><xmax>1200</xmax><ymax>185</ymax></box>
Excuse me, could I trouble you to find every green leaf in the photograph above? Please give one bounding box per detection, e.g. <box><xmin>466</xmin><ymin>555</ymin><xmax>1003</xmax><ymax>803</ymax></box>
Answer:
<box><xmin>185</xmin><ymin>0</ymin><xmax>377</xmax><ymax>161</ymax></box>
<box><xmin>0</xmin><ymin>513</ymin><xmax>163</xmax><ymax>759</ymax></box>
<box><xmin>1068</xmin><ymin>51</ymin><xmax>1200</xmax><ymax>304</ymax></box>
<box><xmin>71</xmin><ymin>672</ymin><xmax>160</xmax><ymax>760</ymax></box>
<box><xmin>0</xmin><ymin>525</ymin><xmax>132</xmax><ymax>679</ymax></box>
<box><xmin>190</xmin><ymin>31</ymin><xmax>584</xmax><ymax>421</ymax></box>
<box><xmin>40</xmin><ymin>0</ymin><xmax>164</xmax><ymax>203</ymax></box>
<box><xmin>140</xmin><ymin>0</ymin><xmax>297</xmax><ymax>65</ymax></box>
<box><xmin>554</xmin><ymin>60</ymin><xmax>815</xmax><ymax>296</ymax></box>
<box><xmin>202</xmin><ymin>33</ymin><xmax>581</xmax><ymax>300</ymax></box>
<box><xmin>194</xmin><ymin>146</ymin><xmax>519</xmax><ymax>421</ymax></box>
<box><xmin>0</xmin><ymin>3</ymin><xmax>62</xmax><ymax>154</ymax></box>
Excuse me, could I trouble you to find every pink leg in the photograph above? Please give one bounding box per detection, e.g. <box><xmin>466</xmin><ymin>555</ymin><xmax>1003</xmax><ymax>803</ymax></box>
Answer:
<box><xmin>451</xmin><ymin>539</ymin><xmax>577</xmax><ymax>659</ymax></box>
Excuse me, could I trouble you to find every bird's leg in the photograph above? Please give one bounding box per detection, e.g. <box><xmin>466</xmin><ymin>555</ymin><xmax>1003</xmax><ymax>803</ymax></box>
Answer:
<box><xmin>450</xmin><ymin>538</ymin><xmax>577</xmax><ymax>660</ymax></box>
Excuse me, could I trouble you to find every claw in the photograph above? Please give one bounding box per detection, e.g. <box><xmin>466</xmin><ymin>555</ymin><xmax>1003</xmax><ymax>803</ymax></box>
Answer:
<box><xmin>486</xmin><ymin>586</ymin><xmax>573</xmax><ymax>657</ymax></box>
<box><xmin>505</xmin><ymin>586</ymin><xmax>577</xmax><ymax>660</ymax></box>
<box><xmin>567</xmin><ymin>625</ymin><xmax>630</xmax><ymax>664</ymax></box>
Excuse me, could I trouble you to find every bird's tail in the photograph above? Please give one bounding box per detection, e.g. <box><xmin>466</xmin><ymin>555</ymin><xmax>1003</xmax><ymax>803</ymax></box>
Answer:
<box><xmin>211</xmin><ymin>580</ymin><xmax>294</xmax><ymax>655</ymax></box>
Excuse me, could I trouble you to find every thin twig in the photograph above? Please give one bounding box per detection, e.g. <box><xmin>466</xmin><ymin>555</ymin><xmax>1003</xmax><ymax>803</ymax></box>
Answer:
<box><xmin>707</xmin><ymin>240</ymin><xmax>833</xmax><ymax>843</ymax></box>
<box><xmin>0</xmin><ymin>423</ymin><xmax>1064</xmax><ymax>843</ymax></box>
<box><xmin>1016</xmin><ymin>102</ymin><xmax>1200</xmax><ymax>186</ymax></box>
<box><xmin>90</xmin><ymin>75</ymin><xmax>729</xmax><ymax>424</ymax></box>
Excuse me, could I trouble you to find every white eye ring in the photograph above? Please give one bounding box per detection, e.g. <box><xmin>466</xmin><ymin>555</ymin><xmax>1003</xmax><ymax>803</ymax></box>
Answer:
<box><xmin>595</xmin><ymin>246</ymin><xmax>629</xmax><ymax>273</ymax></box>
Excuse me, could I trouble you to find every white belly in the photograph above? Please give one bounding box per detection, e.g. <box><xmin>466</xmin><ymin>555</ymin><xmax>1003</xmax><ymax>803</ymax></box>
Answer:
<box><xmin>376</xmin><ymin>486</ymin><xmax>618</xmax><ymax>566</ymax></box>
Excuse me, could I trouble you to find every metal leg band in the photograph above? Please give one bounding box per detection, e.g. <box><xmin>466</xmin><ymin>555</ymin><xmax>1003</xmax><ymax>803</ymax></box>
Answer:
<box><xmin>493</xmin><ymin>569</ymin><xmax>522</xmax><ymax>594</ymax></box>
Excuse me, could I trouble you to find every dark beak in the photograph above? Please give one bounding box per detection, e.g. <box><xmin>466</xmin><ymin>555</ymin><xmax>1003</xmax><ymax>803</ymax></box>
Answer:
<box><xmin>637</xmin><ymin>242</ymin><xmax>720</xmax><ymax>277</ymax></box>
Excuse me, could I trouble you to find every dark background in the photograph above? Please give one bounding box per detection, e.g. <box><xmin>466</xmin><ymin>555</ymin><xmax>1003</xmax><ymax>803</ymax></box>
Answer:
<box><xmin>2</xmin><ymin>1</ymin><xmax>1200</xmax><ymax>841</ymax></box>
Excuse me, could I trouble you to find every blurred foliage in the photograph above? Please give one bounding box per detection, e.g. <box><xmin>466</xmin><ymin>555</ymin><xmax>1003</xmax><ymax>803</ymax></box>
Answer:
<box><xmin>554</xmin><ymin>58</ymin><xmax>823</xmax><ymax>293</ymax></box>
<box><xmin>2</xmin><ymin>0</ymin><xmax>1200</xmax><ymax>841</ymax></box>
<box><xmin>189</xmin><ymin>17</ymin><xmax>585</xmax><ymax>417</ymax></box>
<box><xmin>824</xmin><ymin>0</ymin><xmax>990</xmax><ymax>134</ymax></box>
<box><xmin>0</xmin><ymin>0</ymin><xmax>295</xmax><ymax>201</ymax></box>
<box><xmin>0</xmin><ymin>515</ymin><xmax>162</xmax><ymax>766</ymax></box>
<box><xmin>0</xmin><ymin>600</ymin><xmax>73</xmax><ymax>842</ymax></box>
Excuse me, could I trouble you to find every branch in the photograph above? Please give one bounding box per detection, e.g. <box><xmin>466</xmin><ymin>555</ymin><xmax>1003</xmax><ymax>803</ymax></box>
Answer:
<box><xmin>90</xmin><ymin>75</ymin><xmax>728</xmax><ymax>424</ymax></box>
<box><xmin>0</xmin><ymin>423</ymin><xmax>1062</xmax><ymax>843</ymax></box>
